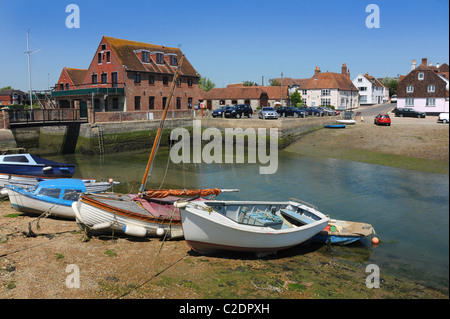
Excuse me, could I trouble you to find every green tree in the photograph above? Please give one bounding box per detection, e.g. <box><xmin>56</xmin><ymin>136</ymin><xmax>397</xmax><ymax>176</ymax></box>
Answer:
<box><xmin>381</xmin><ymin>77</ymin><xmax>398</xmax><ymax>97</ymax></box>
<box><xmin>242</xmin><ymin>81</ymin><xmax>256</xmax><ymax>87</ymax></box>
<box><xmin>289</xmin><ymin>90</ymin><xmax>303</xmax><ymax>107</ymax></box>
<box><xmin>0</xmin><ymin>86</ymin><xmax>12</xmax><ymax>91</ymax></box>
<box><xmin>199</xmin><ymin>75</ymin><xmax>216</xmax><ymax>92</ymax></box>
<box><xmin>269</xmin><ymin>79</ymin><xmax>281</xmax><ymax>86</ymax></box>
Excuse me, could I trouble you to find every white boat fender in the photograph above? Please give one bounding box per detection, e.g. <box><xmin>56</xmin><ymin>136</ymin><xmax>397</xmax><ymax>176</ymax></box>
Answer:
<box><xmin>156</xmin><ymin>227</ymin><xmax>165</xmax><ymax>237</ymax></box>
<box><xmin>174</xmin><ymin>200</ymin><xmax>189</xmax><ymax>208</ymax></box>
<box><xmin>42</xmin><ymin>166</ymin><xmax>53</xmax><ymax>171</ymax></box>
<box><xmin>1</xmin><ymin>189</ymin><xmax>8</xmax><ymax>196</ymax></box>
<box><xmin>122</xmin><ymin>224</ymin><xmax>147</xmax><ymax>237</ymax></box>
<box><xmin>91</xmin><ymin>222</ymin><xmax>114</xmax><ymax>230</ymax></box>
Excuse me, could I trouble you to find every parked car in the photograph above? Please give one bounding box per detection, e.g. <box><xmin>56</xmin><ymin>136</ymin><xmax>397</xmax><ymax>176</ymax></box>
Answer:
<box><xmin>374</xmin><ymin>114</ymin><xmax>391</xmax><ymax>126</ymax></box>
<box><xmin>438</xmin><ymin>112</ymin><xmax>449</xmax><ymax>124</ymax></box>
<box><xmin>299</xmin><ymin>107</ymin><xmax>324</xmax><ymax>116</ymax></box>
<box><xmin>317</xmin><ymin>107</ymin><xmax>335</xmax><ymax>116</ymax></box>
<box><xmin>212</xmin><ymin>106</ymin><xmax>228</xmax><ymax>118</ymax></box>
<box><xmin>391</xmin><ymin>95</ymin><xmax>397</xmax><ymax>103</ymax></box>
<box><xmin>224</xmin><ymin>104</ymin><xmax>253</xmax><ymax>118</ymax></box>
<box><xmin>276</xmin><ymin>106</ymin><xmax>307</xmax><ymax>118</ymax></box>
<box><xmin>395</xmin><ymin>108</ymin><xmax>426</xmax><ymax>118</ymax></box>
<box><xmin>259</xmin><ymin>107</ymin><xmax>279</xmax><ymax>119</ymax></box>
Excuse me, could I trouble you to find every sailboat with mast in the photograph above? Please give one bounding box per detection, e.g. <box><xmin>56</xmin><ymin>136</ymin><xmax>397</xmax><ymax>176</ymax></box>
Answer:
<box><xmin>71</xmin><ymin>55</ymin><xmax>232</xmax><ymax>239</ymax></box>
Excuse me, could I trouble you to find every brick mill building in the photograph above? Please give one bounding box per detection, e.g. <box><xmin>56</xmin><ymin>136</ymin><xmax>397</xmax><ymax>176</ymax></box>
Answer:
<box><xmin>52</xmin><ymin>36</ymin><xmax>200</xmax><ymax>120</ymax></box>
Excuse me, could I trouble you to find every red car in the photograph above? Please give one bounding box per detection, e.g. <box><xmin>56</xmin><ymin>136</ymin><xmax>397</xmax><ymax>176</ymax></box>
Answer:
<box><xmin>374</xmin><ymin>114</ymin><xmax>391</xmax><ymax>126</ymax></box>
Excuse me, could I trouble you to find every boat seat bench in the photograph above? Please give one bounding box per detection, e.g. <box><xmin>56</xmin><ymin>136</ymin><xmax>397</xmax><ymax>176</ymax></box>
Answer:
<box><xmin>280</xmin><ymin>209</ymin><xmax>314</xmax><ymax>225</ymax></box>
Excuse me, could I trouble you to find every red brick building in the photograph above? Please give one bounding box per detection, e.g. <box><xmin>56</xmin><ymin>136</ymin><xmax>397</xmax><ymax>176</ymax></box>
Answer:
<box><xmin>52</xmin><ymin>36</ymin><xmax>200</xmax><ymax>118</ymax></box>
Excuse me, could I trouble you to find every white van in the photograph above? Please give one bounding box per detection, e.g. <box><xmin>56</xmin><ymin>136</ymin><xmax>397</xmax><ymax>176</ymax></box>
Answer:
<box><xmin>438</xmin><ymin>112</ymin><xmax>449</xmax><ymax>124</ymax></box>
<box><xmin>391</xmin><ymin>95</ymin><xmax>397</xmax><ymax>103</ymax></box>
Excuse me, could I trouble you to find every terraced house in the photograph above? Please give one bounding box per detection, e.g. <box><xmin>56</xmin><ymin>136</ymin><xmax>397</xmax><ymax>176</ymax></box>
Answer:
<box><xmin>52</xmin><ymin>36</ymin><xmax>200</xmax><ymax>121</ymax></box>
<box><xmin>397</xmin><ymin>58</ymin><xmax>449</xmax><ymax>115</ymax></box>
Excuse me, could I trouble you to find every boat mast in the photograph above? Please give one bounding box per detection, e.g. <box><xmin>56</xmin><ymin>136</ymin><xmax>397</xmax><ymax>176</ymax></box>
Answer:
<box><xmin>25</xmin><ymin>30</ymin><xmax>41</xmax><ymax>109</ymax></box>
<box><xmin>138</xmin><ymin>55</ymin><xmax>185</xmax><ymax>196</ymax></box>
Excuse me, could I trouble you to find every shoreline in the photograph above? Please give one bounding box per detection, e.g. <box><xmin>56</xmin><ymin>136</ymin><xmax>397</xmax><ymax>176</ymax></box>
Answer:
<box><xmin>0</xmin><ymin>201</ymin><xmax>447</xmax><ymax>299</ymax></box>
<box><xmin>284</xmin><ymin>121</ymin><xmax>449</xmax><ymax>175</ymax></box>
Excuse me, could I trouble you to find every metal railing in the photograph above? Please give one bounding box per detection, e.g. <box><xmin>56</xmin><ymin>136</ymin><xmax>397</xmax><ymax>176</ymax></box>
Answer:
<box><xmin>8</xmin><ymin>108</ymin><xmax>86</xmax><ymax>126</ymax></box>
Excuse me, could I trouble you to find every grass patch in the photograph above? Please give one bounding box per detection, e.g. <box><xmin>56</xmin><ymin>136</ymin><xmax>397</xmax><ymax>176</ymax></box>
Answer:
<box><xmin>3</xmin><ymin>213</ymin><xmax>23</xmax><ymax>218</ymax></box>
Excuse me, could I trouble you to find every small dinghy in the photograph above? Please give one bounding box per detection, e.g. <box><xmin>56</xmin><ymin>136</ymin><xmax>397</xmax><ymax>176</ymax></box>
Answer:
<box><xmin>336</xmin><ymin>119</ymin><xmax>356</xmax><ymax>125</ymax></box>
<box><xmin>311</xmin><ymin>219</ymin><xmax>375</xmax><ymax>245</ymax></box>
<box><xmin>324</xmin><ymin>124</ymin><xmax>346</xmax><ymax>129</ymax></box>
<box><xmin>177</xmin><ymin>200</ymin><xmax>329</xmax><ymax>256</ymax></box>
<box><xmin>1</xmin><ymin>179</ymin><xmax>86</xmax><ymax>219</ymax></box>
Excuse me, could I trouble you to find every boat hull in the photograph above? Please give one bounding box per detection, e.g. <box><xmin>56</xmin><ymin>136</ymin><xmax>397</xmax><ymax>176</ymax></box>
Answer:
<box><xmin>180</xmin><ymin>201</ymin><xmax>329</xmax><ymax>255</ymax></box>
<box><xmin>5</xmin><ymin>188</ymin><xmax>75</xmax><ymax>219</ymax></box>
<box><xmin>73</xmin><ymin>194</ymin><xmax>184</xmax><ymax>239</ymax></box>
<box><xmin>311</xmin><ymin>219</ymin><xmax>375</xmax><ymax>245</ymax></box>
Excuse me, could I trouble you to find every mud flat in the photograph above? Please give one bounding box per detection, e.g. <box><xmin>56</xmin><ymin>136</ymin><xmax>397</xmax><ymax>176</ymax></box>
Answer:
<box><xmin>285</xmin><ymin>119</ymin><xmax>449</xmax><ymax>174</ymax></box>
<box><xmin>0</xmin><ymin>201</ymin><xmax>447</xmax><ymax>300</ymax></box>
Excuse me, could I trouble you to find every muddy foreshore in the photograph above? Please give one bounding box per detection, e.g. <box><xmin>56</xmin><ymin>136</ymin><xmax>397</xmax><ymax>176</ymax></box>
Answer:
<box><xmin>0</xmin><ymin>200</ymin><xmax>447</xmax><ymax>300</ymax></box>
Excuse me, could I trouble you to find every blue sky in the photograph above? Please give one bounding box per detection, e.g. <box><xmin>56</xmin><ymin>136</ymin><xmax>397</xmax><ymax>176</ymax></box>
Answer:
<box><xmin>0</xmin><ymin>0</ymin><xmax>448</xmax><ymax>91</ymax></box>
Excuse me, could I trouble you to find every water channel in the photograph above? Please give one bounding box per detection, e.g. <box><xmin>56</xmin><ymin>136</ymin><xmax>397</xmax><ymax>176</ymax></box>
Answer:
<box><xmin>42</xmin><ymin>148</ymin><xmax>449</xmax><ymax>291</ymax></box>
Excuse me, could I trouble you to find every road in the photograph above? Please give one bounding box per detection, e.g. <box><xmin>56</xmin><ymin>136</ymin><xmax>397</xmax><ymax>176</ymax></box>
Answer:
<box><xmin>358</xmin><ymin>102</ymin><xmax>396</xmax><ymax>117</ymax></box>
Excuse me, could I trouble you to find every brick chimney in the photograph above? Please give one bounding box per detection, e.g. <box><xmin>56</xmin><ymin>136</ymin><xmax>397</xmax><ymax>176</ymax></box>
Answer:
<box><xmin>342</xmin><ymin>63</ymin><xmax>350</xmax><ymax>78</ymax></box>
<box><xmin>314</xmin><ymin>66</ymin><xmax>321</xmax><ymax>78</ymax></box>
<box><xmin>421</xmin><ymin>58</ymin><xmax>428</xmax><ymax>66</ymax></box>
<box><xmin>411</xmin><ymin>59</ymin><xmax>416</xmax><ymax>71</ymax></box>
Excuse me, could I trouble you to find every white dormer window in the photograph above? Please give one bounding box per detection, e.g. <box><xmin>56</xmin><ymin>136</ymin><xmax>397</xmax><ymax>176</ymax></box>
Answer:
<box><xmin>418</xmin><ymin>72</ymin><xmax>424</xmax><ymax>80</ymax></box>
<box><xmin>428</xmin><ymin>85</ymin><xmax>435</xmax><ymax>92</ymax></box>
<box><xmin>406</xmin><ymin>85</ymin><xmax>414</xmax><ymax>93</ymax></box>
<box><xmin>358</xmin><ymin>78</ymin><xmax>363</xmax><ymax>82</ymax></box>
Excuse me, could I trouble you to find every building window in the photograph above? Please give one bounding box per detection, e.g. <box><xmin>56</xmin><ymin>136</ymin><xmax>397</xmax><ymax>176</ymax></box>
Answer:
<box><xmin>163</xmin><ymin>76</ymin><xmax>169</xmax><ymax>86</ymax></box>
<box><xmin>149</xmin><ymin>75</ymin><xmax>155</xmax><ymax>85</ymax></box>
<box><xmin>156</xmin><ymin>53</ymin><xmax>164</xmax><ymax>64</ymax></box>
<box><xmin>170</xmin><ymin>55</ymin><xmax>177</xmax><ymax>66</ymax></box>
<box><xmin>360</xmin><ymin>95</ymin><xmax>367</xmax><ymax>103</ymax></box>
<box><xmin>358</xmin><ymin>78</ymin><xmax>363</xmax><ymax>82</ymax></box>
<box><xmin>92</xmin><ymin>73</ymin><xmax>98</xmax><ymax>85</ymax></box>
<box><xmin>101</xmin><ymin>73</ymin><xmax>108</xmax><ymax>84</ymax></box>
<box><xmin>149</xmin><ymin>96</ymin><xmax>155</xmax><ymax>110</ymax></box>
<box><xmin>111</xmin><ymin>72</ymin><xmax>118</xmax><ymax>87</ymax></box>
<box><xmin>134</xmin><ymin>73</ymin><xmax>141</xmax><ymax>83</ymax></box>
<box><xmin>220</xmin><ymin>100</ymin><xmax>225</xmax><ymax>105</ymax></box>
<box><xmin>65</xmin><ymin>83</ymin><xmax>70</xmax><ymax>90</ymax></box>
<box><xmin>188</xmin><ymin>78</ymin><xmax>193</xmax><ymax>87</ymax></box>
<box><xmin>321</xmin><ymin>89</ymin><xmax>331</xmax><ymax>96</ymax></box>
<box><xmin>418</xmin><ymin>72</ymin><xmax>424</xmax><ymax>80</ymax></box>
<box><xmin>162</xmin><ymin>97</ymin><xmax>167</xmax><ymax>109</ymax></box>
<box><xmin>135</xmin><ymin>96</ymin><xmax>141</xmax><ymax>110</ymax></box>
<box><xmin>98</xmin><ymin>52</ymin><xmax>102</xmax><ymax>64</ymax></box>
<box><xmin>176</xmin><ymin>77</ymin><xmax>182</xmax><ymax>87</ymax></box>
<box><xmin>187</xmin><ymin>97</ymin><xmax>192</xmax><ymax>109</ymax></box>
<box><xmin>101</xmin><ymin>44</ymin><xmax>106</xmax><ymax>51</ymax></box>
<box><xmin>142</xmin><ymin>51</ymin><xmax>149</xmax><ymax>63</ymax></box>
<box><xmin>302</xmin><ymin>98</ymin><xmax>307</xmax><ymax>106</ymax></box>
<box><xmin>405</xmin><ymin>98</ymin><xmax>414</xmax><ymax>106</ymax></box>
<box><xmin>428</xmin><ymin>85</ymin><xmax>435</xmax><ymax>92</ymax></box>
<box><xmin>321</xmin><ymin>98</ymin><xmax>331</xmax><ymax>106</ymax></box>
<box><xmin>176</xmin><ymin>97</ymin><xmax>181</xmax><ymax>109</ymax></box>
<box><xmin>302</xmin><ymin>90</ymin><xmax>307</xmax><ymax>96</ymax></box>
<box><xmin>406</xmin><ymin>85</ymin><xmax>414</xmax><ymax>93</ymax></box>
<box><xmin>358</xmin><ymin>87</ymin><xmax>367</xmax><ymax>91</ymax></box>
<box><xmin>112</xmin><ymin>98</ymin><xmax>119</xmax><ymax>109</ymax></box>
<box><xmin>106</xmin><ymin>51</ymin><xmax>111</xmax><ymax>63</ymax></box>
<box><xmin>426</xmin><ymin>98</ymin><xmax>436</xmax><ymax>106</ymax></box>
<box><xmin>60</xmin><ymin>83</ymin><xmax>64</xmax><ymax>90</ymax></box>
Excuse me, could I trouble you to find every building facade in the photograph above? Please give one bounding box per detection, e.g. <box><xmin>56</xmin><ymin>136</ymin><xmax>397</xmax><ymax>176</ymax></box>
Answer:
<box><xmin>397</xmin><ymin>58</ymin><xmax>449</xmax><ymax>115</ymax></box>
<box><xmin>297</xmin><ymin>64</ymin><xmax>359</xmax><ymax>110</ymax></box>
<box><xmin>52</xmin><ymin>36</ymin><xmax>200</xmax><ymax>118</ymax></box>
<box><xmin>353</xmin><ymin>73</ymin><xmax>388</xmax><ymax>105</ymax></box>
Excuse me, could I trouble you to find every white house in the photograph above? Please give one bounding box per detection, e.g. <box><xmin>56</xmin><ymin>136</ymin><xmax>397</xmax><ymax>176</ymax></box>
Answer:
<box><xmin>298</xmin><ymin>64</ymin><xmax>359</xmax><ymax>110</ymax></box>
<box><xmin>353</xmin><ymin>73</ymin><xmax>388</xmax><ymax>105</ymax></box>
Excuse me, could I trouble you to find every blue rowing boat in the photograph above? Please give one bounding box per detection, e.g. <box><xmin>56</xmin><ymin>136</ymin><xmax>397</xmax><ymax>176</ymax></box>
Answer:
<box><xmin>324</xmin><ymin>124</ymin><xmax>346</xmax><ymax>129</ymax></box>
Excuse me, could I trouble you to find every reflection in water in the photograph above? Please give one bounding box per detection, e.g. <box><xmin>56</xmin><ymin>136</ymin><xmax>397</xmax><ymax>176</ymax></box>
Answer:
<box><xmin>44</xmin><ymin>148</ymin><xmax>449</xmax><ymax>290</ymax></box>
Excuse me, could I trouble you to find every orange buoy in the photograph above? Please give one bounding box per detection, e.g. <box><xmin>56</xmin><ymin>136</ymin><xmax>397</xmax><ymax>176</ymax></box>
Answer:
<box><xmin>372</xmin><ymin>237</ymin><xmax>380</xmax><ymax>245</ymax></box>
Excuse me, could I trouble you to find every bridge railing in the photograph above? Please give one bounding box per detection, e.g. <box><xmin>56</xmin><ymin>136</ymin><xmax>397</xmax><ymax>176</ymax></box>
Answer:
<box><xmin>7</xmin><ymin>108</ymin><xmax>86</xmax><ymax>126</ymax></box>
